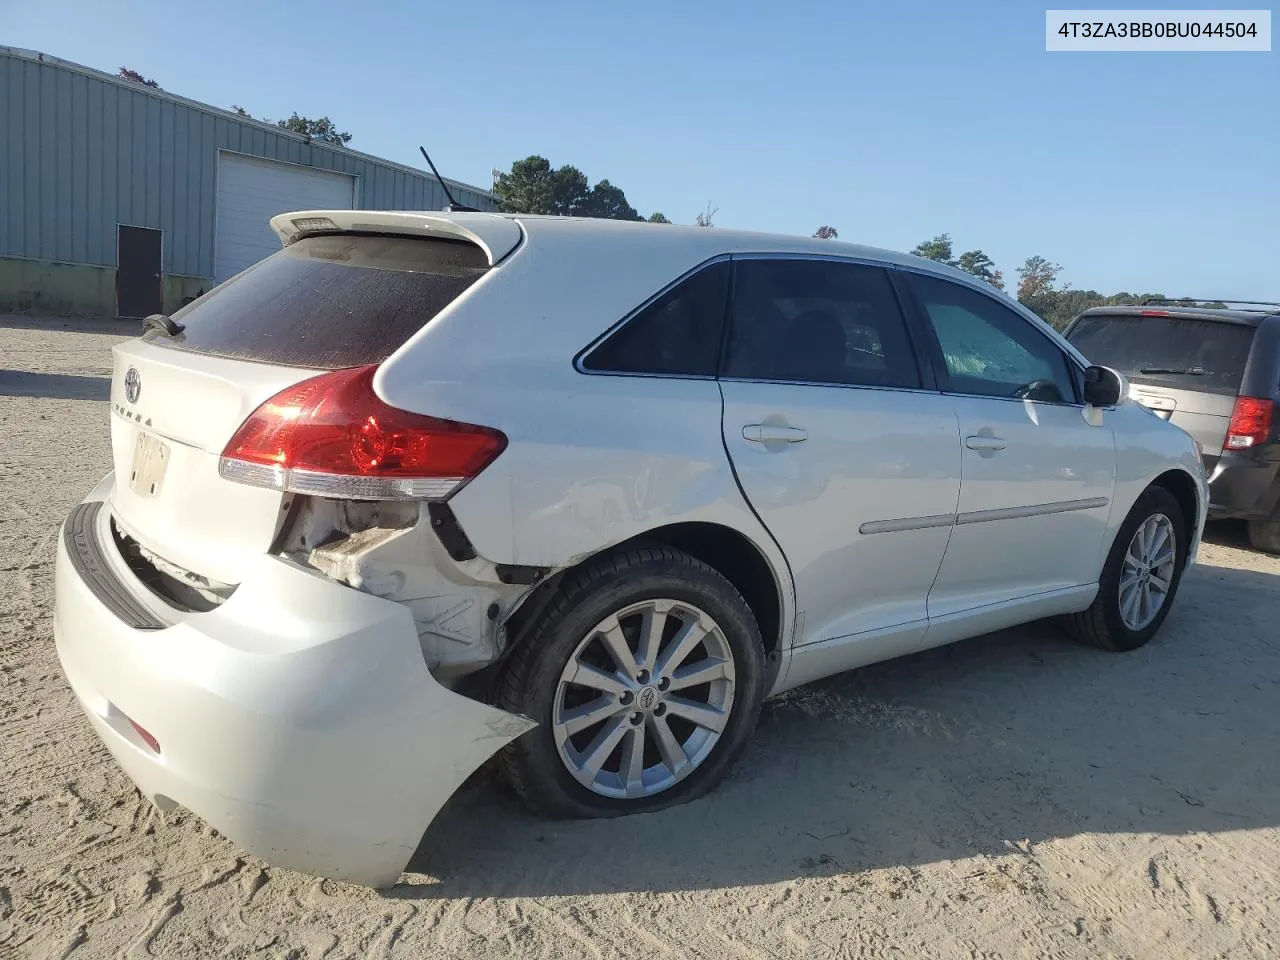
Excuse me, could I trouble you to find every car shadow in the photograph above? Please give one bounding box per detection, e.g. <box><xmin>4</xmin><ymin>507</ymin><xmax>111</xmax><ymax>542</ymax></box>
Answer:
<box><xmin>0</xmin><ymin>369</ymin><xmax>111</xmax><ymax>401</ymax></box>
<box><xmin>1203</xmin><ymin>519</ymin><xmax>1253</xmax><ymax>550</ymax></box>
<box><xmin>399</xmin><ymin>560</ymin><xmax>1280</xmax><ymax>898</ymax></box>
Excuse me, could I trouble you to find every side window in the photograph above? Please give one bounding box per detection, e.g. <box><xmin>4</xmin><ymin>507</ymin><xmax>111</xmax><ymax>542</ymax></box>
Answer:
<box><xmin>581</xmin><ymin>261</ymin><xmax>729</xmax><ymax>377</ymax></box>
<box><xmin>906</xmin><ymin>273</ymin><xmax>1077</xmax><ymax>404</ymax></box>
<box><xmin>724</xmin><ymin>259</ymin><xmax>921</xmax><ymax>389</ymax></box>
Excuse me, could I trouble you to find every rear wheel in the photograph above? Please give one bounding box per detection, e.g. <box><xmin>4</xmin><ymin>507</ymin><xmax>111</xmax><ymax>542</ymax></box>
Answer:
<box><xmin>1247</xmin><ymin>515</ymin><xmax>1280</xmax><ymax>554</ymax></box>
<box><xmin>1063</xmin><ymin>487</ymin><xmax>1187</xmax><ymax>652</ymax></box>
<box><xmin>497</xmin><ymin>546</ymin><xmax>766</xmax><ymax>818</ymax></box>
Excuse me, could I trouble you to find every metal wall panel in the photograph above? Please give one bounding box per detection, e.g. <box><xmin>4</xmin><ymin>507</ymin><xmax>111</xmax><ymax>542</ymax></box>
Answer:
<box><xmin>0</xmin><ymin>49</ymin><xmax>496</xmax><ymax>279</ymax></box>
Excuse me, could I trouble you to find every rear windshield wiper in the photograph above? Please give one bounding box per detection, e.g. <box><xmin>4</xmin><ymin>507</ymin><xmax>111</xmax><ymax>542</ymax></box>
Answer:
<box><xmin>1138</xmin><ymin>366</ymin><xmax>1205</xmax><ymax>375</ymax></box>
<box><xmin>143</xmin><ymin>313</ymin><xmax>185</xmax><ymax>337</ymax></box>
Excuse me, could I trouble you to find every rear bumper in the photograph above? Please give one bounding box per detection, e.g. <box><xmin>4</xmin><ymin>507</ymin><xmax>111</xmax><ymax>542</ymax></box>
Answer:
<box><xmin>1205</xmin><ymin>451</ymin><xmax>1280</xmax><ymax>520</ymax></box>
<box><xmin>53</xmin><ymin>479</ymin><xmax>534</xmax><ymax>887</ymax></box>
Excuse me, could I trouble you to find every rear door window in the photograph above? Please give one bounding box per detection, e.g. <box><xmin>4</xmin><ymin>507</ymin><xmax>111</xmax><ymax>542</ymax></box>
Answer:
<box><xmin>1066</xmin><ymin>314</ymin><xmax>1256</xmax><ymax>396</ymax></box>
<box><xmin>153</xmin><ymin>234</ymin><xmax>490</xmax><ymax>369</ymax></box>
<box><xmin>723</xmin><ymin>258</ymin><xmax>922</xmax><ymax>389</ymax></box>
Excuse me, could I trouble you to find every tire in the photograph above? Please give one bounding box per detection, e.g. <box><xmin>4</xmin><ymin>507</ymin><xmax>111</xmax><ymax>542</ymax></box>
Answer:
<box><xmin>497</xmin><ymin>545</ymin><xmax>766</xmax><ymax>819</ymax></box>
<box><xmin>1247</xmin><ymin>515</ymin><xmax>1280</xmax><ymax>554</ymax></box>
<box><xmin>1063</xmin><ymin>486</ymin><xmax>1188</xmax><ymax>652</ymax></box>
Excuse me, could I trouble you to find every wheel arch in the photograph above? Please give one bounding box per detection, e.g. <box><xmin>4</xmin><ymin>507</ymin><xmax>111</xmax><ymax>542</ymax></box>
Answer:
<box><xmin>1148</xmin><ymin>468</ymin><xmax>1202</xmax><ymax>566</ymax></box>
<box><xmin>621</xmin><ymin>521</ymin><xmax>786</xmax><ymax>658</ymax></box>
<box><xmin>497</xmin><ymin>521</ymin><xmax>787</xmax><ymax>670</ymax></box>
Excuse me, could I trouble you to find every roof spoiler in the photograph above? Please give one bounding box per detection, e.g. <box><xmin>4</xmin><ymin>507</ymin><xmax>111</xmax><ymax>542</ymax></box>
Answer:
<box><xmin>1140</xmin><ymin>297</ymin><xmax>1280</xmax><ymax>311</ymax></box>
<box><xmin>268</xmin><ymin>210</ymin><xmax>521</xmax><ymax>266</ymax></box>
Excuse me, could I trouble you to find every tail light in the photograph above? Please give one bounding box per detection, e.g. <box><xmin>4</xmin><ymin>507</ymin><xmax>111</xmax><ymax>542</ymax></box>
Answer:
<box><xmin>218</xmin><ymin>364</ymin><xmax>507</xmax><ymax>500</ymax></box>
<box><xmin>1225</xmin><ymin>396</ymin><xmax>1274</xmax><ymax>450</ymax></box>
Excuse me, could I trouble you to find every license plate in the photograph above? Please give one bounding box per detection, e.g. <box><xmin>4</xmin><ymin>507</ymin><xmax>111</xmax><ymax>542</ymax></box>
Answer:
<box><xmin>130</xmin><ymin>432</ymin><xmax>170</xmax><ymax>499</ymax></box>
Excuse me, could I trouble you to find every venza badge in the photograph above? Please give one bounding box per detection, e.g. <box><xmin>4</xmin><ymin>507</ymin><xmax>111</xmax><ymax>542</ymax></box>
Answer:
<box><xmin>124</xmin><ymin>366</ymin><xmax>142</xmax><ymax>404</ymax></box>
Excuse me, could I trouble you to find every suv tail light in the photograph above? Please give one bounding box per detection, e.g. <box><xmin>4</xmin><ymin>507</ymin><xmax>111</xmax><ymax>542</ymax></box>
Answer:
<box><xmin>218</xmin><ymin>364</ymin><xmax>507</xmax><ymax>500</ymax></box>
<box><xmin>1225</xmin><ymin>396</ymin><xmax>1274</xmax><ymax>450</ymax></box>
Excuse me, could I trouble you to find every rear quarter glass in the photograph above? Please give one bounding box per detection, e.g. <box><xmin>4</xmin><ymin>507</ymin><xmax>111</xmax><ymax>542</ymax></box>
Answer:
<box><xmin>152</xmin><ymin>234</ymin><xmax>490</xmax><ymax>369</ymax></box>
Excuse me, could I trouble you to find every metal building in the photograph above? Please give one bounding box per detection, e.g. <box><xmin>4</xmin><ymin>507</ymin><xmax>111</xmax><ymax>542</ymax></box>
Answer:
<box><xmin>0</xmin><ymin>47</ymin><xmax>496</xmax><ymax>318</ymax></box>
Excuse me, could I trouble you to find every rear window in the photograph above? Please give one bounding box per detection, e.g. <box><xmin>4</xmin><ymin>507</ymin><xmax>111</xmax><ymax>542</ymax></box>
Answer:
<box><xmin>1066</xmin><ymin>313</ymin><xmax>1256</xmax><ymax>396</ymax></box>
<box><xmin>153</xmin><ymin>234</ymin><xmax>489</xmax><ymax>368</ymax></box>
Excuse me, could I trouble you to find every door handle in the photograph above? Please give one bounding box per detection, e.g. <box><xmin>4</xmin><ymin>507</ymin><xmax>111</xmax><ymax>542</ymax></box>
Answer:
<box><xmin>743</xmin><ymin>424</ymin><xmax>808</xmax><ymax>444</ymax></box>
<box><xmin>965</xmin><ymin>435</ymin><xmax>1007</xmax><ymax>452</ymax></box>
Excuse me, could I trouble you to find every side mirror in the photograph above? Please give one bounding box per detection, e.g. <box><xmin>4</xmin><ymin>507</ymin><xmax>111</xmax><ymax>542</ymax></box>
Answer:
<box><xmin>1083</xmin><ymin>365</ymin><xmax>1124</xmax><ymax>407</ymax></box>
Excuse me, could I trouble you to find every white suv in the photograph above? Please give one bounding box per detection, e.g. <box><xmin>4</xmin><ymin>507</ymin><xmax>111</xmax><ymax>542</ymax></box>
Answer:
<box><xmin>54</xmin><ymin>211</ymin><xmax>1207</xmax><ymax>887</ymax></box>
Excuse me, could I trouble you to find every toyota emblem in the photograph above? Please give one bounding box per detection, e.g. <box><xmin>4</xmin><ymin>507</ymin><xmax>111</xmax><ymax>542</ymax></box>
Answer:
<box><xmin>124</xmin><ymin>367</ymin><xmax>141</xmax><ymax>404</ymax></box>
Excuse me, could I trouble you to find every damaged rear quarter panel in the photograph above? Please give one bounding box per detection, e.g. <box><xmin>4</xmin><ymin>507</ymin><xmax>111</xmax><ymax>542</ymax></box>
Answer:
<box><xmin>450</xmin><ymin>377</ymin><xmax>791</xmax><ymax>576</ymax></box>
<box><xmin>370</xmin><ymin>227</ymin><xmax>797</xmax><ymax>654</ymax></box>
<box><xmin>281</xmin><ymin>498</ymin><xmax>534</xmax><ymax>682</ymax></box>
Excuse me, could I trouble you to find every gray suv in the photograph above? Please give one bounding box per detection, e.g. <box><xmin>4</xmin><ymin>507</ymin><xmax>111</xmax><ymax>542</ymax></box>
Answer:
<box><xmin>1064</xmin><ymin>301</ymin><xmax>1280</xmax><ymax>553</ymax></box>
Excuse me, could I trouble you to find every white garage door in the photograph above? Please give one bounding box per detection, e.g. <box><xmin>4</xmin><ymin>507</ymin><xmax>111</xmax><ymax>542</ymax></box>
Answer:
<box><xmin>214</xmin><ymin>153</ymin><xmax>356</xmax><ymax>283</ymax></box>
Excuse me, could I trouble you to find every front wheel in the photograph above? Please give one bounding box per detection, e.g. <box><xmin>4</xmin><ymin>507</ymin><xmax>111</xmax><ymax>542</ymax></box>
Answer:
<box><xmin>497</xmin><ymin>546</ymin><xmax>766</xmax><ymax>819</ymax></box>
<box><xmin>1063</xmin><ymin>486</ymin><xmax>1188</xmax><ymax>652</ymax></box>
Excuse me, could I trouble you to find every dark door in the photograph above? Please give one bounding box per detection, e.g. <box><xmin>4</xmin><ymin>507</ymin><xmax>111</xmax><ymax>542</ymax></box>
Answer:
<box><xmin>116</xmin><ymin>225</ymin><xmax>163</xmax><ymax>319</ymax></box>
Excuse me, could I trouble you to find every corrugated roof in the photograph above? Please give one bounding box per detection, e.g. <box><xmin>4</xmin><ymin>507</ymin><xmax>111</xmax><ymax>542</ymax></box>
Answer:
<box><xmin>0</xmin><ymin>46</ymin><xmax>494</xmax><ymax>199</ymax></box>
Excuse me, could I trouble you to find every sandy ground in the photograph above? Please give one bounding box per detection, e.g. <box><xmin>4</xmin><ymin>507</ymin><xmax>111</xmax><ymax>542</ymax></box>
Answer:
<box><xmin>3</xmin><ymin>315</ymin><xmax>1280</xmax><ymax>960</ymax></box>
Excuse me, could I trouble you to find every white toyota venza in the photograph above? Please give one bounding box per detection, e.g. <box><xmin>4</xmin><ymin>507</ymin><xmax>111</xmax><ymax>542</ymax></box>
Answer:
<box><xmin>54</xmin><ymin>212</ymin><xmax>1207</xmax><ymax>886</ymax></box>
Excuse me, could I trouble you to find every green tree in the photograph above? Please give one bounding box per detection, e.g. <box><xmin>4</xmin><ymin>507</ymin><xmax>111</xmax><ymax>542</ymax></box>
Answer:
<box><xmin>577</xmin><ymin>179</ymin><xmax>641</xmax><ymax>221</ymax></box>
<box><xmin>1016</xmin><ymin>255</ymin><xmax>1062</xmax><ymax>303</ymax></box>
<box><xmin>647</xmin><ymin>212</ymin><xmax>672</xmax><ymax>224</ymax></box>
<box><xmin>911</xmin><ymin>235</ymin><xmax>1004</xmax><ymax>289</ymax></box>
<box><xmin>911</xmin><ymin>233</ymin><xmax>956</xmax><ymax>265</ymax></box>
<box><xmin>695</xmin><ymin>203</ymin><xmax>719</xmax><ymax>227</ymax></box>
<box><xmin>231</xmin><ymin>105</ymin><xmax>251</xmax><ymax>117</ymax></box>
<box><xmin>814</xmin><ymin>225</ymin><xmax>839</xmax><ymax>240</ymax></box>
<box><xmin>493</xmin><ymin>156</ymin><xmax>646</xmax><ymax>221</ymax></box>
<box><xmin>956</xmin><ymin>249</ymin><xmax>1004</xmax><ymax>290</ymax></box>
<box><xmin>275</xmin><ymin>113</ymin><xmax>352</xmax><ymax>145</ymax></box>
<box><xmin>493</xmin><ymin>156</ymin><xmax>582</xmax><ymax>214</ymax></box>
<box><xmin>903</xmin><ymin>241</ymin><xmax>1231</xmax><ymax>331</ymax></box>
<box><xmin>1019</xmin><ymin>286</ymin><xmax>1232</xmax><ymax>331</ymax></box>
<box><xmin>118</xmin><ymin>67</ymin><xmax>159</xmax><ymax>88</ymax></box>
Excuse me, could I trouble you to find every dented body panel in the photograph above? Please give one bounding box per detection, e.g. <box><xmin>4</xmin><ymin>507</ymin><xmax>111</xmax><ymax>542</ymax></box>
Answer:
<box><xmin>54</xmin><ymin>476</ymin><xmax>534</xmax><ymax>887</ymax></box>
<box><xmin>282</xmin><ymin>497</ymin><xmax>534</xmax><ymax>681</ymax></box>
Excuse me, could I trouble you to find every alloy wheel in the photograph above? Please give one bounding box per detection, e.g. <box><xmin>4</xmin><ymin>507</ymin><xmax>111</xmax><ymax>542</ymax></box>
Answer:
<box><xmin>552</xmin><ymin>599</ymin><xmax>737</xmax><ymax>799</ymax></box>
<box><xmin>1118</xmin><ymin>512</ymin><xmax>1177</xmax><ymax>631</ymax></box>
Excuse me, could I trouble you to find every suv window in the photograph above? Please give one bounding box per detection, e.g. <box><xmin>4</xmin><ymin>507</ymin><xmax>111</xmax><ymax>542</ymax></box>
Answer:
<box><xmin>154</xmin><ymin>234</ymin><xmax>490</xmax><ymax>369</ymax></box>
<box><xmin>906</xmin><ymin>273</ymin><xmax>1076</xmax><ymax>403</ymax></box>
<box><xmin>581</xmin><ymin>261</ymin><xmax>729</xmax><ymax>377</ymax></box>
<box><xmin>724</xmin><ymin>259</ymin><xmax>921</xmax><ymax>389</ymax></box>
<box><xmin>1066</xmin><ymin>313</ymin><xmax>1256</xmax><ymax>397</ymax></box>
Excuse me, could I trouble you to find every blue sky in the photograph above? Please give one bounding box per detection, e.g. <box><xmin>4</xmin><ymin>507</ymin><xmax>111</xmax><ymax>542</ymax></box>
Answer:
<box><xmin>6</xmin><ymin>0</ymin><xmax>1277</xmax><ymax>297</ymax></box>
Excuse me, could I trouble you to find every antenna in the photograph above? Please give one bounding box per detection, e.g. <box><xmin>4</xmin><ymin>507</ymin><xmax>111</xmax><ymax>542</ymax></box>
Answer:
<box><xmin>419</xmin><ymin>145</ymin><xmax>479</xmax><ymax>212</ymax></box>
